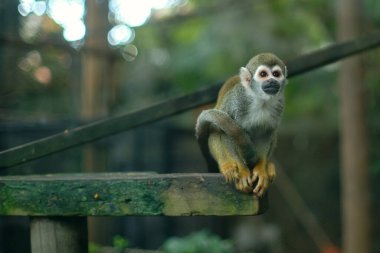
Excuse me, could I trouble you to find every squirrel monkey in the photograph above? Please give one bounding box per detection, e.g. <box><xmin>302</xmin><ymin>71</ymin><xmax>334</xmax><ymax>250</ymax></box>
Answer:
<box><xmin>195</xmin><ymin>53</ymin><xmax>287</xmax><ymax>197</ymax></box>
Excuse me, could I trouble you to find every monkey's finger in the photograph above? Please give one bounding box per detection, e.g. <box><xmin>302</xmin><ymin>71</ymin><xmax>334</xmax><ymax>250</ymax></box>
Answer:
<box><xmin>257</xmin><ymin>188</ymin><xmax>264</xmax><ymax>197</ymax></box>
<box><xmin>252</xmin><ymin>177</ymin><xmax>261</xmax><ymax>194</ymax></box>
<box><xmin>224</xmin><ymin>172</ymin><xmax>232</xmax><ymax>182</ymax></box>
<box><xmin>251</xmin><ymin>171</ymin><xmax>258</xmax><ymax>183</ymax></box>
<box><xmin>247</xmin><ymin>175</ymin><xmax>254</xmax><ymax>186</ymax></box>
<box><xmin>253</xmin><ymin>176</ymin><xmax>266</xmax><ymax>195</ymax></box>
<box><xmin>253</xmin><ymin>185</ymin><xmax>261</xmax><ymax>196</ymax></box>
<box><xmin>235</xmin><ymin>179</ymin><xmax>252</xmax><ymax>193</ymax></box>
<box><xmin>258</xmin><ymin>179</ymin><xmax>269</xmax><ymax>197</ymax></box>
<box><xmin>254</xmin><ymin>185</ymin><xmax>265</xmax><ymax>197</ymax></box>
<box><xmin>236</xmin><ymin>178</ymin><xmax>246</xmax><ymax>189</ymax></box>
<box><xmin>242</xmin><ymin>177</ymin><xmax>250</xmax><ymax>188</ymax></box>
<box><xmin>258</xmin><ymin>183</ymin><xmax>268</xmax><ymax>197</ymax></box>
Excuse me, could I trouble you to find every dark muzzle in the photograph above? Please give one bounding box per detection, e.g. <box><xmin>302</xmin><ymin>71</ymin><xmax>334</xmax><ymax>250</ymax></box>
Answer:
<box><xmin>262</xmin><ymin>79</ymin><xmax>280</xmax><ymax>95</ymax></box>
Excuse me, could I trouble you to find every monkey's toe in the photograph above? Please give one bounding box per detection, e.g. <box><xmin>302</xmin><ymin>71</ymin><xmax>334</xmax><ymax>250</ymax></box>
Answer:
<box><xmin>252</xmin><ymin>170</ymin><xmax>269</xmax><ymax>197</ymax></box>
<box><xmin>235</xmin><ymin>175</ymin><xmax>253</xmax><ymax>193</ymax></box>
<box><xmin>220</xmin><ymin>161</ymin><xmax>252</xmax><ymax>192</ymax></box>
<box><xmin>233</xmin><ymin>164</ymin><xmax>252</xmax><ymax>193</ymax></box>
<box><xmin>221</xmin><ymin>162</ymin><xmax>239</xmax><ymax>183</ymax></box>
<box><xmin>224</xmin><ymin>170</ymin><xmax>237</xmax><ymax>183</ymax></box>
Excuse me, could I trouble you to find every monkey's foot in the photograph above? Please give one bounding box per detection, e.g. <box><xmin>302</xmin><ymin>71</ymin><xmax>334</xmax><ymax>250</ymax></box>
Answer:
<box><xmin>251</xmin><ymin>160</ymin><xmax>270</xmax><ymax>197</ymax></box>
<box><xmin>220</xmin><ymin>161</ymin><xmax>252</xmax><ymax>193</ymax></box>
<box><xmin>267</xmin><ymin>162</ymin><xmax>276</xmax><ymax>184</ymax></box>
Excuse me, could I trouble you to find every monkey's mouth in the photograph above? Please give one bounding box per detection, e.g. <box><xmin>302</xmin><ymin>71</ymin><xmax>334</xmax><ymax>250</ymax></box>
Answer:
<box><xmin>262</xmin><ymin>81</ymin><xmax>280</xmax><ymax>95</ymax></box>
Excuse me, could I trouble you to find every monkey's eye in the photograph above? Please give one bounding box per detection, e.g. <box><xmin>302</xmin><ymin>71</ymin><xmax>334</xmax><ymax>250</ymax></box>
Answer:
<box><xmin>272</xmin><ymin>70</ymin><xmax>281</xmax><ymax>77</ymax></box>
<box><xmin>259</xmin><ymin>71</ymin><xmax>268</xmax><ymax>78</ymax></box>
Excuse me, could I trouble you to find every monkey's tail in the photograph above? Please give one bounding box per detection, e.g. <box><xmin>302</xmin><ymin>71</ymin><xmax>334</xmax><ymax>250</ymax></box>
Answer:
<box><xmin>195</xmin><ymin>109</ymin><xmax>254</xmax><ymax>172</ymax></box>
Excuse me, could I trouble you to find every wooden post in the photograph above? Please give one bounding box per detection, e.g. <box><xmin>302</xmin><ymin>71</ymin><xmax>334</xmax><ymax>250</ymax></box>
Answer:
<box><xmin>81</xmin><ymin>0</ymin><xmax>111</xmax><ymax>245</ymax></box>
<box><xmin>30</xmin><ymin>217</ymin><xmax>88</xmax><ymax>253</ymax></box>
<box><xmin>337</xmin><ymin>0</ymin><xmax>371</xmax><ymax>252</ymax></box>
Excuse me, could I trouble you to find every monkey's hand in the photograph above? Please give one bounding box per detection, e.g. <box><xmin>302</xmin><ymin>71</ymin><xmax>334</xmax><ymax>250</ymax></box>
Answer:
<box><xmin>251</xmin><ymin>158</ymin><xmax>275</xmax><ymax>197</ymax></box>
<box><xmin>220</xmin><ymin>161</ymin><xmax>253</xmax><ymax>193</ymax></box>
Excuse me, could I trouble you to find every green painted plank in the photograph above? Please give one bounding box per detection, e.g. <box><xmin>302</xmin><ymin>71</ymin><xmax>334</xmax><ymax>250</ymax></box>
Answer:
<box><xmin>0</xmin><ymin>173</ymin><xmax>266</xmax><ymax>216</ymax></box>
<box><xmin>1</xmin><ymin>31</ymin><xmax>380</xmax><ymax>168</ymax></box>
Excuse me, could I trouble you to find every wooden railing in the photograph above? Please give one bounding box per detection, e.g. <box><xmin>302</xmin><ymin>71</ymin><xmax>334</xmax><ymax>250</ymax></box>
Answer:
<box><xmin>1</xmin><ymin>31</ymin><xmax>380</xmax><ymax>253</ymax></box>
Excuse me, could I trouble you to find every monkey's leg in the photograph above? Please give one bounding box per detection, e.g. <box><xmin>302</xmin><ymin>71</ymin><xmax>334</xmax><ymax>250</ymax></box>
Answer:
<box><xmin>251</xmin><ymin>158</ymin><xmax>271</xmax><ymax>197</ymax></box>
<box><xmin>209</xmin><ymin>132</ymin><xmax>253</xmax><ymax>192</ymax></box>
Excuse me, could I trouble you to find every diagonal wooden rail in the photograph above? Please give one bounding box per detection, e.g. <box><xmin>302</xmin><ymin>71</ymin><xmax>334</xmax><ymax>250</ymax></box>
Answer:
<box><xmin>1</xmin><ymin>31</ymin><xmax>380</xmax><ymax>168</ymax></box>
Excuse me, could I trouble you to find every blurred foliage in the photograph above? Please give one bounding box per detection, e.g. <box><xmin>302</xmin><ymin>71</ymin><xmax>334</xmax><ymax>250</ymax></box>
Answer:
<box><xmin>88</xmin><ymin>231</ymin><xmax>232</xmax><ymax>253</ymax></box>
<box><xmin>3</xmin><ymin>0</ymin><xmax>380</xmax><ymax>122</ymax></box>
<box><xmin>113</xmin><ymin>235</ymin><xmax>130</xmax><ymax>252</ymax></box>
<box><xmin>89</xmin><ymin>235</ymin><xmax>129</xmax><ymax>253</ymax></box>
<box><xmin>162</xmin><ymin>230</ymin><xmax>234</xmax><ymax>253</ymax></box>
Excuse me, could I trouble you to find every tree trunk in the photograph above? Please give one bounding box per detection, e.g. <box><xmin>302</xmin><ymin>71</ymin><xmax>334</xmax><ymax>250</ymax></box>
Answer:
<box><xmin>336</xmin><ymin>0</ymin><xmax>371</xmax><ymax>252</ymax></box>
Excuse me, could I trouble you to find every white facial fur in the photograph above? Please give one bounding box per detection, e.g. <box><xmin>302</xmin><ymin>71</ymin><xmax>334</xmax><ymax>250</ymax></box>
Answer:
<box><xmin>253</xmin><ymin>65</ymin><xmax>285</xmax><ymax>83</ymax></box>
<box><xmin>239</xmin><ymin>64</ymin><xmax>286</xmax><ymax>129</ymax></box>
<box><xmin>240</xmin><ymin>64</ymin><xmax>286</xmax><ymax>99</ymax></box>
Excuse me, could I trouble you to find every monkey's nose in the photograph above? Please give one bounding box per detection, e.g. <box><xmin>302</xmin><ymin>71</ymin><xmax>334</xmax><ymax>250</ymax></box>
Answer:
<box><xmin>262</xmin><ymin>80</ymin><xmax>280</xmax><ymax>95</ymax></box>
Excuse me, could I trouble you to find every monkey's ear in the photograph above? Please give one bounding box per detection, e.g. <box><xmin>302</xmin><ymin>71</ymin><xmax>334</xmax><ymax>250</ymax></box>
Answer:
<box><xmin>239</xmin><ymin>67</ymin><xmax>252</xmax><ymax>88</ymax></box>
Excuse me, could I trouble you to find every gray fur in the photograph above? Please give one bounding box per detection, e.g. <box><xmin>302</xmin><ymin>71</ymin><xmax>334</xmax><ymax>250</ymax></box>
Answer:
<box><xmin>220</xmin><ymin>82</ymin><xmax>285</xmax><ymax>160</ymax></box>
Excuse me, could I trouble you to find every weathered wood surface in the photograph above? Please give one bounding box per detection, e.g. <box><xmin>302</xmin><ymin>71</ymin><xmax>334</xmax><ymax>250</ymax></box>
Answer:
<box><xmin>1</xmin><ymin>31</ymin><xmax>380</xmax><ymax>168</ymax></box>
<box><xmin>0</xmin><ymin>173</ymin><xmax>266</xmax><ymax>216</ymax></box>
<box><xmin>31</xmin><ymin>217</ymin><xmax>88</xmax><ymax>253</ymax></box>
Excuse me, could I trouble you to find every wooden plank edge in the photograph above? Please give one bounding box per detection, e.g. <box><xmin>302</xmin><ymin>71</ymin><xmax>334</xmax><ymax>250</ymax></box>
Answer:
<box><xmin>0</xmin><ymin>173</ymin><xmax>267</xmax><ymax>216</ymax></box>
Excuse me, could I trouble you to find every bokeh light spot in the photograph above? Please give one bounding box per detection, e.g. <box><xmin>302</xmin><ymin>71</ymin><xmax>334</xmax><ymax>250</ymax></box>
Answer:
<box><xmin>107</xmin><ymin>24</ymin><xmax>135</xmax><ymax>46</ymax></box>
<box><xmin>122</xmin><ymin>44</ymin><xmax>138</xmax><ymax>61</ymax></box>
<box><xmin>63</xmin><ymin>20</ymin><xmax>86</xmax><ymax>42</ymax></box>
<box><xmin>34</xmin><ymin>66</ymin><xmax>52</xmax><ymax>85</ymax></box>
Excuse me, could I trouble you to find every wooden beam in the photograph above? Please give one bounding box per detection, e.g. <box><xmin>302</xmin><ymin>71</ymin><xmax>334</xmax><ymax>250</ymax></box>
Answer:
<box><xmin>1</xmin><ymin>31</ymin><xmax>380</xmax><ymax>168</ymax></box>
<box><xmin>0</xmin><ymin>173</ymin><xmax>266</xmax><ymax>216</ymax></box>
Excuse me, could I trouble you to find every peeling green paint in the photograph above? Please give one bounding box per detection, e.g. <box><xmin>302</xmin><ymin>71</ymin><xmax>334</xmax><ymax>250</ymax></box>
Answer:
<box><xmin>0</xmin><ymin>173</ymin><xmax>265</xmax><ymax>216</ymax></box>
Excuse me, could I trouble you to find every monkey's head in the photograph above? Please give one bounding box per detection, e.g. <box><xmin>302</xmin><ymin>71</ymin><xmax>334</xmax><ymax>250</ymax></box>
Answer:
<box><xmin>239</xmin><ymin>53</ymin><xmax>287</xmax><ymax>99</ymax></box>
